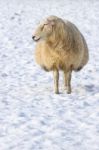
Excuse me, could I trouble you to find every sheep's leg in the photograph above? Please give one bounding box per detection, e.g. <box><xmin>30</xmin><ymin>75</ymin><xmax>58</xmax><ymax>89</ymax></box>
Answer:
<box><xmin>66</xmin><ymin>71</ymin><xmax>72</xmax><ymax>94</ymax></box>
<box><xmin>53</xmin><ymin>70</ymin><xmax>59</xmax><ymax>94</ymax></box>
<box><xmin>64</xmin><ymin>70</ymin><xmax>72</xmax><ymax>94</ymax></box>
<box><xmin>64</xmin><ymin>71</ymin><xmax>68</xmax><ymax>88</ymax></box>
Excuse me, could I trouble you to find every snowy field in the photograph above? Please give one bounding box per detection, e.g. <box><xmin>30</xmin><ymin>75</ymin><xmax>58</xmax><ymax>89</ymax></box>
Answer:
<box><xmin>0</xmin><ymin>0</ymin><xmax>99</xmax><ymax>149</ymax></box>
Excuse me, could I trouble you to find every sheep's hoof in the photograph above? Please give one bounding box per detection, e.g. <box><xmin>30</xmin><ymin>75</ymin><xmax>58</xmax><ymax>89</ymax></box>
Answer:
<box><xmin>55</xmin><ymin>90</ymin><xmax>59</xmax><ymax>94</ymax></box>
<box><xmin>65</xmin><ymin>86</ymin><xmax>71</xmax><ymax>94</ymax></box>
<box><xmin>67</xmin><ymin>91</ymin><xmax>71</xmax><ymax>94</ymax></box>
<box><xmin>67</xmin><ymin>89</ymin><xmax>71</xmax><ymax>94</ymax></box>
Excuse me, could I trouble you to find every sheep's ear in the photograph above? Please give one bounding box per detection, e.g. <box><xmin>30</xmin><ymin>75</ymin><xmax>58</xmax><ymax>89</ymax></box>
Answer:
<box><xmin>47</xmin><ymin>19</ymin><xmax>55</xmax><ymax>26</ymax></box>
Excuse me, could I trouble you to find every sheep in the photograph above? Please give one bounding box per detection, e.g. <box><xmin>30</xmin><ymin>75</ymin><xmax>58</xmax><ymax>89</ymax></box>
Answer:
<box><xmin>32</xmin><ymin>16</ymin><xmax>89</xmax><ymax>94</ymax></box>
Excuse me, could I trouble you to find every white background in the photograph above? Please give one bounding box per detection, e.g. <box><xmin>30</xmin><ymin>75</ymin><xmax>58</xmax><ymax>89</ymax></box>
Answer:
<box><xmin>0</xmin><ymin>0</ymin><xmax>99</xmax><ymax>149</ymax></box>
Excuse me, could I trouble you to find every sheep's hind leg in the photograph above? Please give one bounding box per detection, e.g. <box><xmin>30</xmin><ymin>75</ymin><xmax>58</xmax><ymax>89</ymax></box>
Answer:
<box><xmin>64</xmin><ymin>70</ymin><xmax>72</xmax><ymax>94</ymax></box>
<box><xmin>53</xmin><ymin>70</ymin><xmax>59</xmax><ymax>94</ymax></box>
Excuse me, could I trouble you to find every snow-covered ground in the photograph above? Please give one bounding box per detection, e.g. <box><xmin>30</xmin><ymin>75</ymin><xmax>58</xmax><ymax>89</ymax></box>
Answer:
<box><xmin>0</xmin><ymin>0</ymin><xmax>99</xmax><ymax>149</ymax></box>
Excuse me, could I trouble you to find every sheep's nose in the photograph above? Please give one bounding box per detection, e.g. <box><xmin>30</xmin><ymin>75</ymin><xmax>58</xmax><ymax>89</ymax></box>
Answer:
<box><xmin>32</xmin><ymin>36</ymin><xmax>35</xmax><ymax>40</ymax></box>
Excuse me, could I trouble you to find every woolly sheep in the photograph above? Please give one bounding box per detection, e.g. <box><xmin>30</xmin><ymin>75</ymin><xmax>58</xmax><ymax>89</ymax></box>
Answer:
<box><xmin>32</xmin><ymin>16</ymin><xmax>89</xmax><ymax>94</ymax></box>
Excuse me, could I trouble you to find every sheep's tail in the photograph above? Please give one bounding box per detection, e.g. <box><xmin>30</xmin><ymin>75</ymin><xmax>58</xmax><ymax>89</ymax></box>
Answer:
<box><xmin>74</xmin><ymin>66</ymin><xmax>83</xmax><ymax>72</ymax></box>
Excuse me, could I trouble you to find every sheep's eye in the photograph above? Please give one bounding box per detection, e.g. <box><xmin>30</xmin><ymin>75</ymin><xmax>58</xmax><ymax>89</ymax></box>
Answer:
<box><xmin>44</xmin><ymin>24</ymin><xmax>48</xmax><ymax>26</ymax></box>
<box><xmin>43</xmin><ymin>24</ymin><xmax>48</xmax><ymax>28</ymax></box>
<box><xmin>41</xmin><ymin>24</ymin><xmax>48</xmax><ymax>31</ymax></box>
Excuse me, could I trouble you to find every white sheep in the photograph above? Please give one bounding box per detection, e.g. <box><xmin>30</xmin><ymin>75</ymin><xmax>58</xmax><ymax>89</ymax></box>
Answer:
<box><xmin>32</xmin><ymin>16</ymin><xmax>89</xmax><ymax>94</ymax></box>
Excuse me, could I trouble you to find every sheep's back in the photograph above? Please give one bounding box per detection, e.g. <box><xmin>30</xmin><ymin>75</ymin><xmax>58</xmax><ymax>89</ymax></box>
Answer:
<box><xmin>64</xmin><ymin>21</ymin><xmax>89</xmax><ymax>70</ymax></box>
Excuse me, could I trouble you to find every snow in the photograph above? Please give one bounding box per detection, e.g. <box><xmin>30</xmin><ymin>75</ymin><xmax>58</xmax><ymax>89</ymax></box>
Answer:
<box><xmin>0</xmin><ymin>0</ymin><xmax>99</xmax><ymax>149</ymax></box>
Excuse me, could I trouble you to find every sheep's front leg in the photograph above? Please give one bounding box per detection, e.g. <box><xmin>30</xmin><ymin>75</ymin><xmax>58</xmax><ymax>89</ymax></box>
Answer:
<box><xmin>53</xmin><ymin>70</ymin><xmax>59</xmax><ymax>94</ymax></box>
<box><xmin>64</xmin><ymin>70</ymin><xmax>72</xmax><ymax>94</ymax></box>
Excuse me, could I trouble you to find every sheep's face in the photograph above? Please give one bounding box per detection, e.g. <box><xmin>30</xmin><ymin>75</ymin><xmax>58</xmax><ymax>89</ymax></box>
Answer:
<box><xmin>32</xmin><ymin>18</ymin><xmax>55</xmax><ymax>42</ymax></box>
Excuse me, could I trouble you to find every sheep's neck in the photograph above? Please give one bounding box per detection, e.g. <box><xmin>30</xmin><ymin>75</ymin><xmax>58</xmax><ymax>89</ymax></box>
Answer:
<box><xmin>46</xmin><ymin>40</ymin><xmax>58</xmax><ymax>49</ymax></box>
<box><xmin>45</xmin><ymin>38</ymin><xmax>67</xmax><ymax>51</ymax></box>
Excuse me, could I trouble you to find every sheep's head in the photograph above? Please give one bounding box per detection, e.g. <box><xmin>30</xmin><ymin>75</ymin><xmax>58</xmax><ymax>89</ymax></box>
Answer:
<box><xmin>32</xmin><ymin>16</ymin><xmax>59</xmax><ymax>42</ymax></box>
